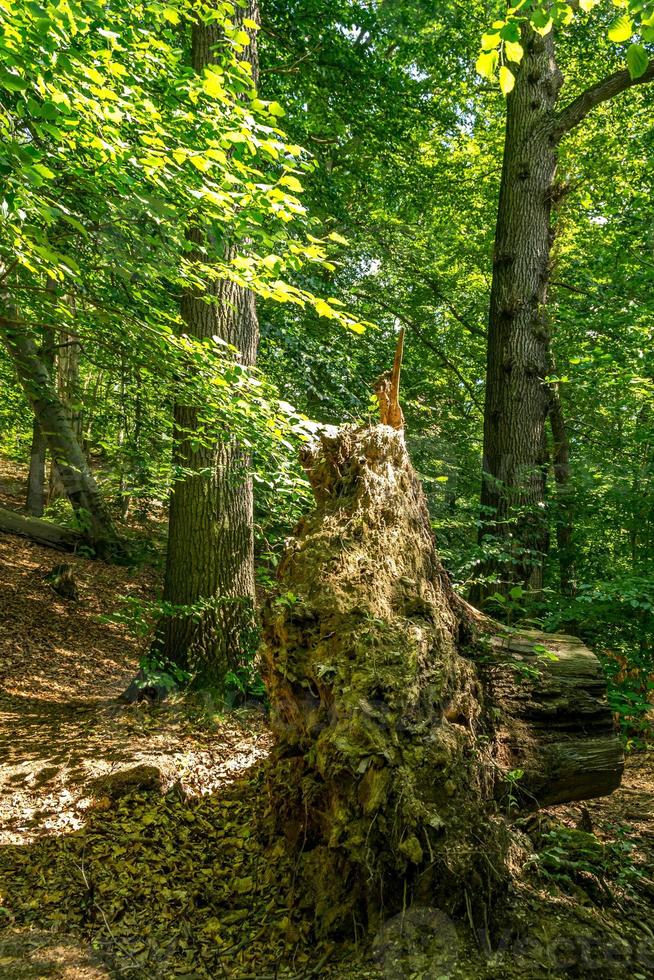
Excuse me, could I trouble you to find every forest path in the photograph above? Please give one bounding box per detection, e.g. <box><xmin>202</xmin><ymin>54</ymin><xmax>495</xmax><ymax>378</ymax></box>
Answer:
<box><xmin>0</xmin><ymin>532</ymin><xmax>270</xmax><ymax>847</ymax></box>
<box><xmin>0</xmin><ymin>523</ymin><xmax>272</xmax><ymax>979</ymax></box>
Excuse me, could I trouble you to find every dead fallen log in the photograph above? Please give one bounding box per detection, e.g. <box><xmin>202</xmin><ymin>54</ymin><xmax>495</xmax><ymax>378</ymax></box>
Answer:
<box><xmin>0</xmin><ymin>505</ymin><xmax>82</xmax><ymax>552</ymax></box>
<box><xmin>486</xmin><ymin>629</ymin><xmax>623</xmax><ymax>808</ymax></box>
<box><xmin>261</xmin><ymin>423</ymin><xmax>623</xmax><ymax>936</ymax></box>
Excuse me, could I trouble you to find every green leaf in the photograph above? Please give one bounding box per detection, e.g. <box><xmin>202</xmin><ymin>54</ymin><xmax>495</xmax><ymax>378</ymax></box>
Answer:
<box><xmin>476</xmin><ymin>49</ymin><xmax>498</xmax><ymax>80</ymax></box>
<box><xmin>279</xmin><ymin>174</ymin><xmax>303</xmax><ymax>193</ymax></box>
<box><xmin>504</xmin><ymin>40</ymin><xmax>524</xmax><ymax>64</ymax></box>
<box><xmin>608</xmin><ymin>15</ymin><xmax>633</xmax><ymax>42</ymax></box>
<box><xmin>579</xmin><ymin>0</ymin><xmax>599</xmax><ymax>10</ymax></box>
<box><xmin>267</xmin><ymin>101</ymin><xmax>285</xmax><ymax>117</ymax></box>
<box><xmin>553</xmin><ymin>4</ymin><xmax>574</xmax><ymax>25</ymax></box>
<box><xmin>202</xmin><ymin>70</ymin><xmax>225</xmax><ymax>99</ymax></box>
<box><xmin>32</xmin><ymin>163</ymin><xmax>55</xmax><ymax>180</ymax></box>
<box><xmin>499</xmin><ymin>65</ymin><xmax>515</xmax><ymax>95</ymax></box>
<box><xmin>626</xmin><ymin>43</ymin><xmax>649</xmax><ymax>79</ymax></box>
<box><xmin>481</xmin><ymin>32</ymin><xmax>500</xmax><ymax>51</ymax></box>
<box><xmin>314</xmin><ymin>298</ymin><xmax>337</xmax><ymax>319</ymax></box>
<box><xmin>499</xmin><ymin>22</ymin><xmax>520</xmax><ymax>43</ymax></box>
<box><xmin>0</xmin><ymin>69</ymin><xmax>28</xmax><ymax>92</ymax></box>
<box><xmin>530</xmin><ymin>10</ymin><xmax>553</xmax><ymax>35</ymax></box>
<box><xmin>189</xmin><ymin>155</ymin><xmax>211</xmax><ymax>172</ymax></box>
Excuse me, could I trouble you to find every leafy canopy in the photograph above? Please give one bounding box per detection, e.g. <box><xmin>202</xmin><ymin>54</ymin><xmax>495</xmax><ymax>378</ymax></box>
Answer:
<box><xmin>477</xmin><ymin>0</ymin><xmax>654</xmax><ymax>92</ymax></box>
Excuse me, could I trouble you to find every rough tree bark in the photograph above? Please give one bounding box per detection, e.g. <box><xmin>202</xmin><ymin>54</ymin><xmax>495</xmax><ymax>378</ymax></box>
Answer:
<box><xmin>549</xmin><ymin>383</ymin><xmax>575</xmax><ymax>596</ymax></box>
<box><xmin>26</xmin><ymin>331</ymin><xmax>55</xmax><ymax>517</ymax></box>
<box><xmin>477</xmin><ymin>35</ymin><xmax>654</xmax><ymax>599</ymax></box>
<box><xmin>477</xmin><ymin>27</ymin><xmax>562</xmax><ymax>599</ymax></box>
<box><xmin>0</xmin><ymin>317</ymin><xmax>121</xmax><ymax>557</ymax></box>
<box><xmin>158</xmin><ymin>3</ymin><xmax>260</xmax><ymax>691</ymax></box>
<box><xmin>262</xmin><ymin>424</ymin><xmax>622</xmax><ymax>935</ymax></box>
<box><xmin>26</xmin><ymin>419</ymin><xmax>47</xmax><ymax>517</ymax></box>
<box><xmin>49</xmin><ymin>325</ymin><xmax>82</xmax><ymax>502</ymax></box>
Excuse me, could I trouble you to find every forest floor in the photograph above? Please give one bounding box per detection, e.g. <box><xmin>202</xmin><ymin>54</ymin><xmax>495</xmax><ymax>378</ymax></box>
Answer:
<box><xmin>0</xmin><ymin>464</ymin><xmax>653</xmax><ymax>978</ymax></box>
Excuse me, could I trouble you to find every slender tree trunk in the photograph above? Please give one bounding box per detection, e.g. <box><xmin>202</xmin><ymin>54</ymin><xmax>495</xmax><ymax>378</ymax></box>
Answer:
<box><xmin>49</xmin><ymin>323</ymin><xmax>82</xmax><ymax>502</ymax></box>
<box><xmin>158</xmin><ymin>3</ymin><xmax>260</xmax><ymax>691</ymax></box>
<box><xmin>26</xmin><ymin>324</ymin><xmax>54</xmax><ymax>518</ymax></box>
<box><xmin>0</xmin><ymin>317</ymin><xmax>121</xmax><ymax>556</ymax></box>
<box><xmin>550</xmin><ymin>383</ymin><xmax>575</xmax><ymax>596</ymax></box>
<box><xmin>26</xmin><ymin>420</ymin><xmax>47</xmax><ymax>517</ymax></box>
<box><xmin>476</xmin><ymin>29</ymin><xmax>563</xmax><ymax>600</ymax></box>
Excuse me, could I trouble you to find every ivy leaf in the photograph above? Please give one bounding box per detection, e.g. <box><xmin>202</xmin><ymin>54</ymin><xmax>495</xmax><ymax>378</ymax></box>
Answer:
<box><xmin>608</xmin><ymin>15</ymin><xmax>632</xmax><ymax>42</ymax></box>
<box><xmin>499</xmin><ymin>66</ymin><xmax>515</xmax><ymax>95</ymax></box>
<box><xmin>626</xmin><ymin>43</ymin><xmax>649</xmax><ymax>79</ymax></box>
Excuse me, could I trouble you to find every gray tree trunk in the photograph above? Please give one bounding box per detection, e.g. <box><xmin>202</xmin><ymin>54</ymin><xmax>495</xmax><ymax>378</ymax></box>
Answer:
<box><xmin>26</xmin><ymin>419</ymin><xmax>47</xmax><ymax>517</ymax></box>
<box><xmin>26</xmin><ymin>331</ymin><xmax>55</xmax><ymax>517</ymax></box>
<box><xmin>159</xmin><ymin>2</ymin><xmax>260</xmax><ymax>691</ymax></box>
<box><xmin>49</xmin><ymin>324</ymin><xmax>82</xmax><ymax>502</ymax></box>
<box><xmin>477</xmin><ymin>29</ymin><xmax>563</xmax><ymax>598</ymax></box>
<box><xmin>477</xmin><ymin>37</ymin><xmax>654</xmax><ymax>602</ymax></box>
<box><xmin>549</xmin><ymin>383</ymin><xmax>575</xmax><ymax>596</ymax></box>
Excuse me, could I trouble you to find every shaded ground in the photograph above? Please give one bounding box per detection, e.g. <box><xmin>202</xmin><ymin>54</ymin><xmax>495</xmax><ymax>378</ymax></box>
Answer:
<box><xmin>0</xmin><ymin>533</ymin><xmax>272</xmax><ymax>847</ymax></box>
<box><xmin>0</xmin><ymin>464</ymin><xmax>653</xmax><ymax>978</ymax></box>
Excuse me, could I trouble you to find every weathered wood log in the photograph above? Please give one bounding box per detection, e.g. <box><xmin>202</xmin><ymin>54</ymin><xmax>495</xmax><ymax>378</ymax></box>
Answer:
<box><xmin>0</xmin><ymin>505</ymin><xmax>82</xmax><ymax>552</ymax></box>
<box><xmin>486</xmin><ymin>629</ymin><xmax>623</xmax><ymax>808</ymax></box>
<box><xmin>261</xmin><ymin>424</ymin><xmax>623</xmax><ymax>936</ymax></box>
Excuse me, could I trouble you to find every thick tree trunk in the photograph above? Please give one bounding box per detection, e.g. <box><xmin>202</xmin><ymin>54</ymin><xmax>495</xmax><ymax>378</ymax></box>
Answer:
<box><xmin>477</xmin><ymin>29</ymin><xmax>564</xmax><ymax>599</ymax></box>
<box><xmin>0</xmin><ymin>319</ymin><xmax>121</xmax><ymax>557</ymax></box>
<box><xmin>262</xmin><ymin>425</ymin><xmax>622</xmax><ymax>935</ymax></box>
<box><xmin>159</xmin><ymin>3</ymin><xmax>260</xmax><ymax>691</ymax></box>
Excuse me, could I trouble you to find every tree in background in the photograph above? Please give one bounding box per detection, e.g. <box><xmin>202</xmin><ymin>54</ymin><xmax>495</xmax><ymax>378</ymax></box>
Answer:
<box><xmin>476</xmin><ymin>0</ymin><xmax>654</xmax><ymax>596</ymax></box>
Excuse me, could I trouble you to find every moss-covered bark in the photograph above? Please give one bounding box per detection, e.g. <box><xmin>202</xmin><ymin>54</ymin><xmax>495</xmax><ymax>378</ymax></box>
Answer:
<box><xmin>261</xmin><ymin>425</ymin><xmax>508</xmax><ymax>934</ymax></box>
<box><xmin>261</xmin><ymin>424</ymin><xmax>623</xmax><ymax>937</ymax></box>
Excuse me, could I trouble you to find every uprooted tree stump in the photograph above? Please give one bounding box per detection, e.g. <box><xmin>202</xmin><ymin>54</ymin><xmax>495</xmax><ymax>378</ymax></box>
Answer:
<box><xmin>261</xmin><ymin>425</ymin><xmax>623</xmax><ymax>936</ymax></box>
